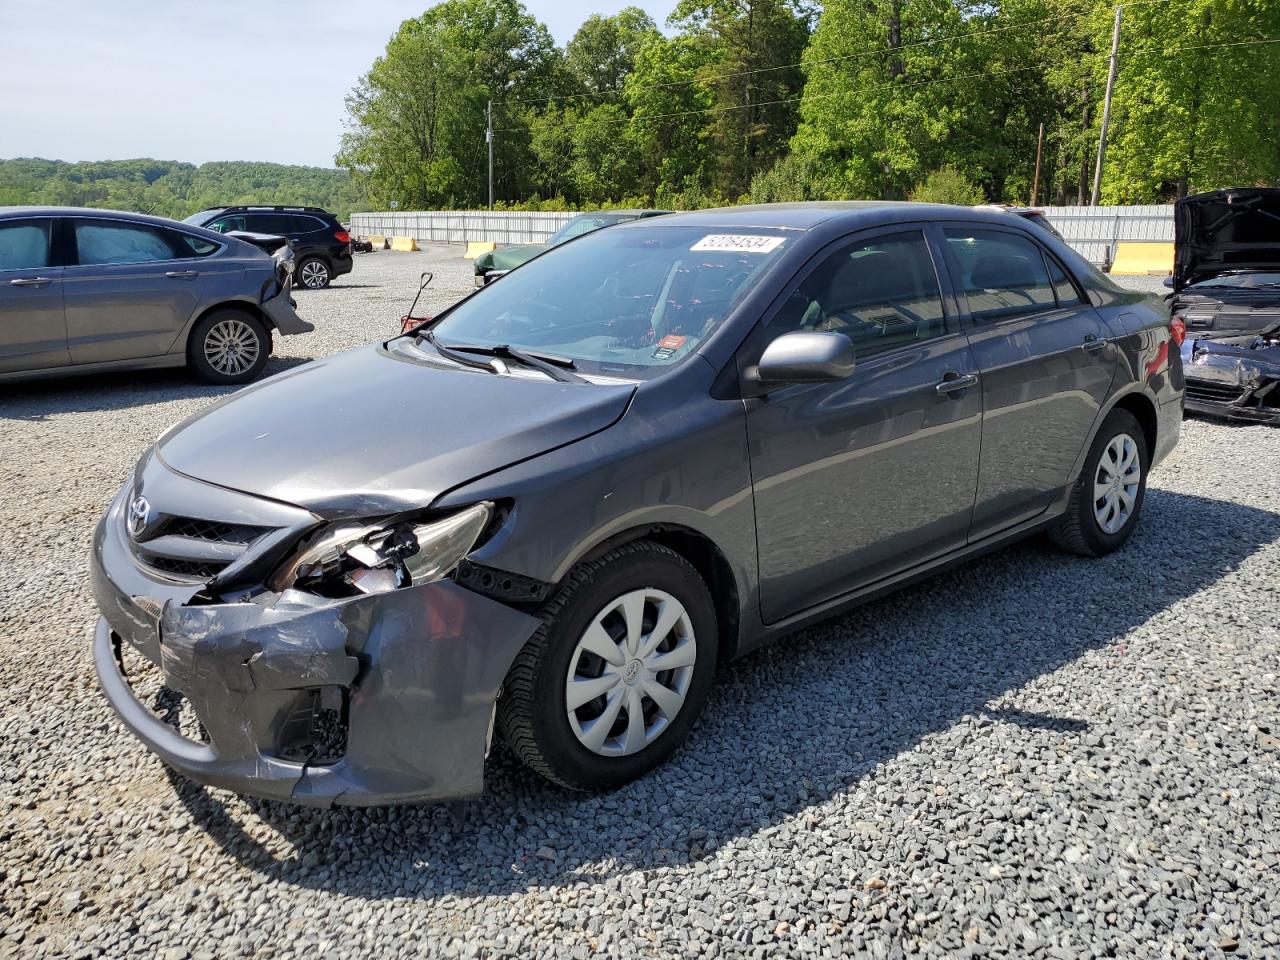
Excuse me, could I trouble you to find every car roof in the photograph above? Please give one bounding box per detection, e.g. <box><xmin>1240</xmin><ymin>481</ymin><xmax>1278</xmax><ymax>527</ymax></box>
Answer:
<box><xmin>608</xmin><ymin>201</ymin><xmax>1025</xmax><ymax>232</ymax></box>
<box><xmin>0</xmin><ymin>205</ymin><xmax>198</xmax><ymax>231</ymax></box>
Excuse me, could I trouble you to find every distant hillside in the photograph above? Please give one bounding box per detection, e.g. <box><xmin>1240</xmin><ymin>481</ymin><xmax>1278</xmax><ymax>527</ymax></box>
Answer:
<box><xmin>0</xmin><ymin>158</ymin><xmax>364</xmax><ymax>221</ymax></box>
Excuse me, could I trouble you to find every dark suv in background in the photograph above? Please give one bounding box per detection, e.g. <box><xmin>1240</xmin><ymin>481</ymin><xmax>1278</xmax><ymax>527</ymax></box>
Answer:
<box><xmin>184</xmin><ymin>205</ymin><xmax>352</xmax><ymax>289</ymax></box>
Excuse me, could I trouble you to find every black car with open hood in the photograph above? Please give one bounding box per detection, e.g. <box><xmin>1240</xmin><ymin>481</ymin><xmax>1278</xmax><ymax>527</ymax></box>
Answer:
<box><xmin>1172</xmin><ymin>188</ymin><xmax>1280</xmax><ymax>423</ymax></box>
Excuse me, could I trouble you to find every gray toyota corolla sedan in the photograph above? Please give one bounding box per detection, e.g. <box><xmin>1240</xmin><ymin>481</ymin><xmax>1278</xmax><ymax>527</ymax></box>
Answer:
<box><xmin>91</xmin><ymin>203</ymin><xmax>1184</xmax><ymax>806</ymax></box>
<box><xmin>0</xmin><ymin>207</ymin><xmax>312</xmax><ymax>385</ymax></box>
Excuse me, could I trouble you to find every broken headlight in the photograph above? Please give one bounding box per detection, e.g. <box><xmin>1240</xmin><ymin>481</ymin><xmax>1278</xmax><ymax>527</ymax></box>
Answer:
<box><xmin>269</xmin><ymin>501</ymin><xmax>494</xmax><ymax>596</ymax></box>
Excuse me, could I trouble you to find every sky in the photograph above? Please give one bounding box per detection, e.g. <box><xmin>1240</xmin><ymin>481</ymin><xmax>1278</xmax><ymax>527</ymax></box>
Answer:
<box><xmin>0</xmin><ymin>0</ymin><xmax>678</xmax><ymax>169</ymax></box>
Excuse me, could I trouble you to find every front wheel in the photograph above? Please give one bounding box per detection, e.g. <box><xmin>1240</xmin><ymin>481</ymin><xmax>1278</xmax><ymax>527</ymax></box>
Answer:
<box><xmin>187</xmin><ymin>309</ymin><xmax>271</xmax><ymax>385</ymax></box>
<box><xmin>1050</xmin><ymin>407</ymin><xmax>1148</xmax><ymax>556</ymax></box>
<box><xmin>497</xmin><ymin>541</ymin><xmax>718</xmax><ymax>791</ymax></box>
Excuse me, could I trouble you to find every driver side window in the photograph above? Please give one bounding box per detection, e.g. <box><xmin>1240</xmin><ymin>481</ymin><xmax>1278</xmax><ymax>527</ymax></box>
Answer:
<box><xmin>769</xmin><ymin>231</ymin><xmax>947</xmax><ymax>358</ymax></box>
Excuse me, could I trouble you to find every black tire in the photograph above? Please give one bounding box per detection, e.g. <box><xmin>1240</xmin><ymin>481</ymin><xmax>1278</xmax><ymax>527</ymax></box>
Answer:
<box><xmin>187</xmin><ymin>308</ymin><xmax>271</xmax><ymax>385</ymax></box>
<box><xmin>497</xmin><ymin>541</ymin><xmax>719</xmax><ymax>791</ymax></box>
<box><xmin>1049</xmin><ymin>408</ymin><xmax>1149</xmax><ymax>556</ymax></box>
<box><xmin>296</xmin><ymin>257</ymin><xmax>331</xmax><ymax>289</ymax></box>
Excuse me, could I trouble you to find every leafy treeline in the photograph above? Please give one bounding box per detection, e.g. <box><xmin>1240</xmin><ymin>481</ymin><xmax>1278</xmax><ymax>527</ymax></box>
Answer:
<box><xmin>0</xmin><ymin>159</ymin><xmax>363</xmax><ymax>220</ymax></box>
<box><xmin>339</xmin><ymin>0</ymin><xmax>1280</xmax><ymax>210</ymax></box>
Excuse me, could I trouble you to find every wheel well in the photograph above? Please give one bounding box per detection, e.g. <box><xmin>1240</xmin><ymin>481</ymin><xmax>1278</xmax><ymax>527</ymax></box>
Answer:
<box><xmin>581</xmin><ymin>525</ymin><xmax>742</xmax><ymax>664</ymax></box>
<box><xmin>1111</xmin><ymin>392</ymin><xmax>1157</xmax><ymax>457</ymax></box>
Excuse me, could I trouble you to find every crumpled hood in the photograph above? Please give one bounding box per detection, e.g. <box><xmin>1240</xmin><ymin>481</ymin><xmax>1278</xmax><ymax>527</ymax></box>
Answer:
<box><xmin>476</xmin><ymin>243</ymin><xmax>546</xmax><ymax>273</ymax></box>
<box><xmin>156</xmin><ymin>343</ymin><xmax>635</xmax><ymax>518</ymax></box>
<box><xmin>1174</xmin><ymin>188</ymin><xmax>1280</xmax><ymax>291</ymax></box>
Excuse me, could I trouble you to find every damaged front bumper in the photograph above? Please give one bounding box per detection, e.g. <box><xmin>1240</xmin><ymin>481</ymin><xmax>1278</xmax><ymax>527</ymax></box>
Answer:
<box><xmin>91</xmin><ymin>482</ymin><xmax>540</xmax><ymax>807</ymax></box>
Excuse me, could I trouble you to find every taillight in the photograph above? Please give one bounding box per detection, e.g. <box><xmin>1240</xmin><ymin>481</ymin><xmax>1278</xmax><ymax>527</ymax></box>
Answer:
<box><xmin>334</xmin><ymin>230</ymin><xmax>351</xmax><ymax>244</ymax></box>
<box><xmin>1169</xmin><ymin>314</ymin><xmax>1186</xmax><ymax>346</ymax></box>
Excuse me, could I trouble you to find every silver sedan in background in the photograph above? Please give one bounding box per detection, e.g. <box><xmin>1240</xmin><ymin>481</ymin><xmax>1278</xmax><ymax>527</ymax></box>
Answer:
<box><xmin>0</xmin><ymin>206</ymin><xmax>312</xmax><ymax>385</ymax></box>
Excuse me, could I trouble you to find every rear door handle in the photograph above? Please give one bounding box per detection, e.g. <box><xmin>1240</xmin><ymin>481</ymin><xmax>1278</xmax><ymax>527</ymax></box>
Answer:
<box><xmin>10</xmin><ymin>277</ymin><xmax>53</xmax><ymax>287</ymax></box>
<box><xmin>1082</xmin><ymin>334</ymin><xmax>1108</xmax><ymax>353</ymax></box>
<box><xmin>165</xmin><ymin>270</ymin><xmax>198</xmax><ymax>280</ymax></box>
<box><xmin>936</xmin><ymin>372</ymin><xmax>979</xmax><ymax>395</ymax></box>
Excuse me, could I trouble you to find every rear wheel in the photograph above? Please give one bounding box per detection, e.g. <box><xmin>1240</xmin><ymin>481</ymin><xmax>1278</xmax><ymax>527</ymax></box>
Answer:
<box><xmin>497</xmin><ymin>541</ymin><xmax>718</xmax><ymax>791</ymax></box>
<box><xmin>188</xmin><ymin>309</ymin><xmax>270</xmax><ymax>385</ymax></box>
<box><xmin>297</xmin><ymin>257</ymin><xmax>331</xmax><ymax>289</ymax></box>
<box><xmin>1050</xmin><ymin>408</ymin><xmax>1148</xmax><ymax>556</ymax></box>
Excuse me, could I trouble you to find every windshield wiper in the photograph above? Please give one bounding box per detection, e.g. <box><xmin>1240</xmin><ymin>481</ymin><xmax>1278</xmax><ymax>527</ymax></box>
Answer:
<box><xmin>451</xmin><ymin>343</ymin><xmax>586</xmax><ymax>384</ymax></box>
<box><xmin>421</xmin><ymin>331</ymin><xmax>499</xmax><ymax>374</ymax></box>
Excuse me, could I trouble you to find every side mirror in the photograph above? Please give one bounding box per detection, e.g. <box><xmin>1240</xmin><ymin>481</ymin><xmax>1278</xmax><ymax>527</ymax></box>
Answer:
<box><xmin>1162</xmin><ymin>276</ymin><xmax>1174</xmax><ymax>289</ymax></box>
<box><xmin>751</xmin><ymin>331</ymin><xmax>856</xmax><ymax>386</ymax></box>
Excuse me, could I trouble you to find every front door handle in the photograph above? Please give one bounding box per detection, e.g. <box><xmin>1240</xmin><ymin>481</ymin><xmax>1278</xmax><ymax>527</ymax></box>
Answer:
<box><xmin>165</xmin><ymin>270</ymin><xmax>198</xmax><ymax>280</ymax></box>
<box><xmin>936</xmin><ymin>372</ymin><xmax>979</xmax><ymax>395</ymax></box>
<box><xmin>10</xmin><ymin>277</ymin><xmax>53</xmax><ymax>287</ymax></box>
<box><xmin>1081</xmin><ymin>334</ymin><xmax>1108</xmax><ymax>353</ymax></box>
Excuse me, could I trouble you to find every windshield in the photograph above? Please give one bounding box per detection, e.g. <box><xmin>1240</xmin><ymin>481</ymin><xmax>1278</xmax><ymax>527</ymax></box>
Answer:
<box><xmin>1187</xmin><ymin>271</ymin><xmax>1280</xmax><ymax>290</ymax></box>
<box><xmin>548</xmin><ymin>214</ymin><xmax>627</xmax><ymax>246</ymax></box>
<box><xmin>427</xmin><ymin>225</ymin><xmax>791</xmax><ymax>379</ymax></box>
<box><xmin>182</xmin><ymin>210</ymin><xmax>220</xmax><ymax>226</ymax></box>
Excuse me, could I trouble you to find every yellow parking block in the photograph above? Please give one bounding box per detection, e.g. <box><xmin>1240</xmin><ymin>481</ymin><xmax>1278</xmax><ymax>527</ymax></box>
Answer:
<box><xmin>1110</xmin><ymin>241</ymin><xmax>1173</xmax><ymax>276</ymax></box>
<box><xmin>389</xmin><ymin>236</ymin><xmax>419</xmax><ymax>252</ymax></box>
<box><xmin>466</xmin><ymin>241</ymin><xmax>497</xmax><ymax>259</ymax></box>
<box><xmin>367</xmin><ymin>235</ymin><xmax>386</xmax><ymax>248</ymax></box>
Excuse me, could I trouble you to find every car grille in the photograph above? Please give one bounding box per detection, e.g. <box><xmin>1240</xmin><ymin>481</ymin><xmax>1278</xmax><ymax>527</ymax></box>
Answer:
<box><xmin>145</xmin><ymin>557</ymin><xmax>229</xmax><ymax>579</ymax></box>
<box><xmin>130</xmin><ymin>513</ymin><xmax>276</xmax><ymax>582</ymax></box>
<box><xmin>160</xmin><ymin>518</ymin><xmax>270</xmax><ymax>545</ymax></box>
<box><xmin>1185</xmin><ymin>380</ymin><xmax>1244</xmax><ymax>404</ymax></box>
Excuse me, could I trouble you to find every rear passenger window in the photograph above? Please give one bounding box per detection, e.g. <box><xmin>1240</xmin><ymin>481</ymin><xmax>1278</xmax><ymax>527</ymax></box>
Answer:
<box><xmin>944</xmin><ymin>228</ymin><xmax>1056</xmax><ymax>322</ymax></box>
<box><xmin>250</xmin><ymin>214</ymin><xmax>293</xmax><ymax>234</ymax></box>
<box><xmin>769</xmin><ymin>230</ymin><xmax>947</xmax><ymax>358</ymax></box>
<box><xmin>0</xmin><ymin>220</ymin><xmax>51</xmax><ymax>270</ymax></box>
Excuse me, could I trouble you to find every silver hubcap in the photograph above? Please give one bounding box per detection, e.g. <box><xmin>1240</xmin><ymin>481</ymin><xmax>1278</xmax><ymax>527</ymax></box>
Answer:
<box><xmin>300</xmin><ymin>261</ymin><xmax>328</xmax><ymax>288</ymax></box>
<box><xmin>204</xmin><ymin>319</ymin><xmax>260</xmax><ymax>376</ymax></box>
<box><xmin>565</xmin><ymin>588</ymin><xmax>697</xmax><ymax>757</ymax></box>
<box><xmin>1093</xmin><ymin>432</ymin><xmax>1141</xmax><ymax>534</ymax></box>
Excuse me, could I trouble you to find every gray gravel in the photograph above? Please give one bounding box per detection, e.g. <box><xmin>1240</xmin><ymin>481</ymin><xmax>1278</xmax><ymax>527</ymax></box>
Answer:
<box><xmin>2</xmin><ymin>248</ymin><xmax>1278</xmax><ymax>959</ymax></box>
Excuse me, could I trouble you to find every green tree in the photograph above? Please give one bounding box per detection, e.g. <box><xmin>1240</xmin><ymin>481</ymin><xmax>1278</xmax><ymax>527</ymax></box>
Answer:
<box><xmin>625</xmin><ymin>34</ymin><xmax>719</xmax><ymax>199</ymax></box>
<box><xmin>565</xmin><ymin>8</ymin><xmax>661</xmax><ymax>96</ymax></box>
<box><xmin>338</xmin><ymin>0</ymin><xmax>560</xmax><ymax>209</ymax></box>
<box><xmin>669</xmin><ymin>0</ymin><xmax>812</xmax><ymax>199</ymax></box>
<box><xmin>1099</xmin><ymin>0</ymin><xmax>1280</xmax><ymax>200</ymax></box>
<box><xmin>909</xmin><ymin>165</ymin><xmax>986</xmax><ymax>204</ymax></box>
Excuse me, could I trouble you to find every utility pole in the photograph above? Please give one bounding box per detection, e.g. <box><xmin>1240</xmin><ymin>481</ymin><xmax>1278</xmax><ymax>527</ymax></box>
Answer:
<box><xmin>1032</xmin><ymin>122</ymin><xmax>1044</xmax><ymax>206</ymax></box>
<box><xmin>1091</xmin><ymin>5</ymin><xmax>1122</xmax><ymax>206</ymax></box>
<box><xmin>486</xmin><ymin>100</ymin><xmax>494</xmax><ymax>211</ymax></box>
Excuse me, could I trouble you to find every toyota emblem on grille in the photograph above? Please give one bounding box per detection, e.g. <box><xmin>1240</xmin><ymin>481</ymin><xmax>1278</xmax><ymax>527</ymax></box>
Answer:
<box><xmin>127</xmin><ymin>495</ymin><xmax>151</xmax><ymax>538</ymax></box>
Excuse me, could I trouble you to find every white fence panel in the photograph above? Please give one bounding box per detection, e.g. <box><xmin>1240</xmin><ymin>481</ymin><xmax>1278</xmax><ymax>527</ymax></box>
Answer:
<box><xmin>351</xmin><ymin>210</ymin><xmax>575</xmax><ymax>245</ymax></box>
<box><xmin>352</xmin><ymin>206</ymin><xmax>1176</xmax><ymax>265</ymax></box>
<box><xmin>1041</xmin><ymin>204</ymin><xmax>1174</xmax><ymax>265</ymax></box>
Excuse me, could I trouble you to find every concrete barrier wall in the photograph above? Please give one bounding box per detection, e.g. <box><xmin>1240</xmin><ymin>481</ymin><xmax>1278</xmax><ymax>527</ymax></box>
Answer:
<box><xmin>352</xmin><ymin>205</ymin><xmax>1176</xmax><ymax>265</ymax></box>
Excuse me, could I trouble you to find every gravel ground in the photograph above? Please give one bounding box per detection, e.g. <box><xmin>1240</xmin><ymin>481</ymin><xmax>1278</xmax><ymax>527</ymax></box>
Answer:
<box><xmin>1</xmin><ymin>248</ymin><xmax>1278</xmax><ymax>959</ymax></box>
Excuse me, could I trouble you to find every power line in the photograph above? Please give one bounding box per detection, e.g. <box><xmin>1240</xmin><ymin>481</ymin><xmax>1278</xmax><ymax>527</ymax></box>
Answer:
<box><xmin>1163</xmin><ymin>36</ymin><xmax>1280</xmax><ymax>53</ymax></box>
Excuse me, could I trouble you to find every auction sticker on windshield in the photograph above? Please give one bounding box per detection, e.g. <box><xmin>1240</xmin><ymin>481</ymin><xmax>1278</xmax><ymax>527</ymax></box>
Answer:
<box><xmin>691</xmin><ymin>235</ymin><xmax>786</xmax><ymax>254</ymax></box>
